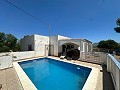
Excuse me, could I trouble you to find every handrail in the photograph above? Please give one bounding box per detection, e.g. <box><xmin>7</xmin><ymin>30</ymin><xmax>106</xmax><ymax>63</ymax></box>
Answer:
<box><xmin>107</xmin><ymin>54</ymin><xmax>120</xmax><ymax>90</ymax></box>
<box><xmin>108</xmin><ymin>54</ymin><xmax>120</xmax><ymax>69</ymax></box>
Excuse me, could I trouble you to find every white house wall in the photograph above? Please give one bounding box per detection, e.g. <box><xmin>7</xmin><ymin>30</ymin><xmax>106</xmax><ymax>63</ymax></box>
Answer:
<box><xmin>20</xmin><ymin>34</ymin><xmax>92</xmax><ymax>58</ymax></box>
<box><xmin>34</xmin><ymin>35</ymin><xmax>49</xmax><ymax>56</ymax></box>
<box><xmin>49</xmin><ymin>35</ymin><xmax>70</xmax><ymax>56</ymax></box>
<box><xmin>20</xmin><ymin>35</ymin><xmax>34</xmax><ymax>51</ymax></box>
<box><xmin>20</xmin><ymin>34</ymin><xmax>49</xmax><ymax>56</ymax></box>
<box><xmin>58</xmin><ymin>35</ymin><xmax>70</xmax><ymax>40</ymax></box>
<box><xmin>58</xmin><ymin>40</ymin><xmax>80</xmax><ymax>47</ymax></box>
<box><xmin>58</xmin><ymin>39</ymin><xmax>92</xmax><ymax>59</ymax></box>
<box><xmin>49</xmin><ymin>36</ymin><xmax>58</xmax><ymax>56</ymax></box>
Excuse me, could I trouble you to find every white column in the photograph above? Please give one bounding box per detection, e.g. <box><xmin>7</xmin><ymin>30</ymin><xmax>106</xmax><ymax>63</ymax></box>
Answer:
<box><xmin>78</xmin><ymin>42</ymin><xmax>81</xmax><ymax>60</ymax></box>
<box><xmin>79</xmin><ymin>41</ymin><xmax>83</xmax><ymax>60</ymax></box>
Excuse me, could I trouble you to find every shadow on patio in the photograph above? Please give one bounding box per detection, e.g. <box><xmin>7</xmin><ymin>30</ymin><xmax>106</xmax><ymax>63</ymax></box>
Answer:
<box><xmin>102</xmin><ymin>65</ymin><xmax>115</xmax><ymax>90</ymax></box>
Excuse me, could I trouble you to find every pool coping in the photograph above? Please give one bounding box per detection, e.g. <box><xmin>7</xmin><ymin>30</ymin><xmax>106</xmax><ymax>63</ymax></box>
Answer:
<box><xmin>13</xmin><ymin>62</ymin><xmax>37</xmax><ymax>90</ymax></box>
<box><xmin>13</xmin><ymin>56</ymin><xmax>99</xmax><ymax>90</ymax></box>
<box><xmin>48</xmin><ymin>57</ymin><xmax>99</xmax><ymax>90</ymax></box>
<box><xmin>13</xmin><ymin>57</ymin><xmax>45</xmax><ymax>90</ymax></box>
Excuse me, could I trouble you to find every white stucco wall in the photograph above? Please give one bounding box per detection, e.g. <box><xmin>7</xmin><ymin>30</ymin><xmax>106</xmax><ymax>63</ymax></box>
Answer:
<box><xmin>20</xmin><ymin>34</ymin><xmax>49</xmax><ymax>56</ymax></box>
<box><xmin>0</xmin><ymin>51</ymin><xmax>36</xmax><ymax>69</ymax></box>
<box><xmin>20</xmin><ymin>34</ymin><xmax>92</xmax><ymax>58</ymax></box>
<box><xmin>0</xmin><ymin>55</ymin><xmax>12</xmax><ymax>69</ymax></box>
<box><xmin>58</xmin><ymin>35</ymin><xmax>70</xmax><ymax>40</ymax></box>
<box><xmin>59</xmin><ymin>40</ymin><xmax>80</xmax><ymax>47</ymax></box>
<box><xmin>13</xmin><ymin>51</ymin><xmax>35</xmax><ymax>61</ymax></box>
<box><xmin>49</xmin><ymin>35</ymin><xmax>70</xmax><ymax>56</ymax></box>
<box><xmin>20</xmin><ymin>35</ymin><xmax>35</xmax><ymax>51</ymax></box>
<box><xmin>88</xmin><ymin>43</ymin><xmax>92</xmax><ymax>52</ymax></box>
<box><xmin>34</xmin><ymin>34</ymin><xmax>49</xmax><ymax>56</ymax></box>
<box><xmin>49</xmin><ymin>36</ymin><xmax>58</xmax><ymax>56</ymax></box>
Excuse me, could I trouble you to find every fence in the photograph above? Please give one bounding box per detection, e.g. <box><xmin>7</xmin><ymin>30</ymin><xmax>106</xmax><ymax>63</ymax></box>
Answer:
<box><xmin>80</xmin><ymin>52</ymin><xmax>120</xmax><ymax>90</ymax></box>
<box><xmin>81</xmin><ymin>52</ymin><xmax>107</xmax><ymax>65</ymax></box>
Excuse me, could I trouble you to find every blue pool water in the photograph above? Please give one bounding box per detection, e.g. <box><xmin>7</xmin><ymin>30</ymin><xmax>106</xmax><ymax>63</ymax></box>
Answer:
<box><xmin>19</xmin><ymin>58</ymin><xmax>91</xmax><ymax>90</ymax></box>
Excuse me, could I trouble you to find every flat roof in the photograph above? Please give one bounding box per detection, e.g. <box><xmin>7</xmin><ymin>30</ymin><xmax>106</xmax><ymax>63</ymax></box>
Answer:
<box><xmin>59</xmin><ymin>38</ymin><xmax>92</xmax><ymax>43</ymax></box>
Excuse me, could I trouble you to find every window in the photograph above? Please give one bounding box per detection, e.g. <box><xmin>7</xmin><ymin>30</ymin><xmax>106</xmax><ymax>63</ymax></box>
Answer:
<box><xmin>67</xmin><ymin>45</ymin><xmax>71</xmax><ymax>49</ymax></box>
<box><xmin>28</xmin><ymin>45</ymin><xmax>32</xmax><ymax>51</ymax></box>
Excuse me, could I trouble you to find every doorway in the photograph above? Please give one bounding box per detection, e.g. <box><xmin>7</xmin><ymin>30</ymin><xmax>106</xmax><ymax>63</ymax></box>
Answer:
<box><xmin>45</xmin><ymin>45</ymin><xmax>49</xmax><ymax>56</ymax></box>
<box><xmin>49</xmin><ymin>45</ymin><xmax>54</xmax><ymax>56</ymax></box>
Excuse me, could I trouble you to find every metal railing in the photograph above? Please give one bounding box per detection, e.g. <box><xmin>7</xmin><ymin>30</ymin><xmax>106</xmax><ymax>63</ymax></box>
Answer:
<box><xmin>107</xmin><ymin>54</ymin><xmax>120</xmax><ymax>90</ymax></box>
<box><xmin>81</xmin><ymin>52</ymin><xmax>107</xmax><ymax>64</ymax></box>
<box><xmin>80</xmin><ymin>52</ymin><xmax>120</xmax><ymax>90</ymax></box>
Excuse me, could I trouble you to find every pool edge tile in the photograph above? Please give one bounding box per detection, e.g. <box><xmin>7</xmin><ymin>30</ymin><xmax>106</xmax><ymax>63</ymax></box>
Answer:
<box><xmin>13</xmin><ymin>56</ymin><xmax>100</xmax><ymax>90</ymax></box>
<box><xmin>13</xmin><ymin>62</ymin><xmax>38</xmax><ymax>90</ymax></box>
<box><xmin>47</xmin><ymin>56</ymin><xmax>99</xmax><ymax>90</ymax></box>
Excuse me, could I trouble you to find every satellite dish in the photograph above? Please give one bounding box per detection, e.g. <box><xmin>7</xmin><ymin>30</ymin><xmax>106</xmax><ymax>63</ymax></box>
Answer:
<box><xmin>78</xmin><ymin>47</ymin><xmax>80</xmax><ymax>50</ymax></box>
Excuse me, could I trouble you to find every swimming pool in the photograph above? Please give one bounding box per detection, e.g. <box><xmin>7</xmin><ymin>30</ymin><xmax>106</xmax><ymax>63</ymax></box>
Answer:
<box><xmin>19</xmin><ymin>58</ymin><xmax>91</xmax><ymax>90</ymax></box>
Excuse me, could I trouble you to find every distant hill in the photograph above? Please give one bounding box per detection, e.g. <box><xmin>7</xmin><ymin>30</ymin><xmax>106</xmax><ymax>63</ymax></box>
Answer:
<box><xmin>92</xmin><ymin>43</ymin><xmax>98</xmax><ymax>48</ymax></box>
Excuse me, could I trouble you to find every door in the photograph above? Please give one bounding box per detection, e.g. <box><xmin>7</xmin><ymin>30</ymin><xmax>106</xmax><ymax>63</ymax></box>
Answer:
<box><xmin>49</xmin><ymin>45</ymin><xmax>54</xmax><ymax>56</ymax></box>
<box><xmin>45</xmin><ymin>45</ymin><xmax>49</xmax><ymax>56</ymax></box>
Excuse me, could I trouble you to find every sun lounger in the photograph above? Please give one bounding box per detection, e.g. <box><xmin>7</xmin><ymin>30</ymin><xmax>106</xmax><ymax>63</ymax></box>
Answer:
<box><xmin>60</xmin><ymin>56</ymin><xmax>65</xmax><ymax>59</ymax></box>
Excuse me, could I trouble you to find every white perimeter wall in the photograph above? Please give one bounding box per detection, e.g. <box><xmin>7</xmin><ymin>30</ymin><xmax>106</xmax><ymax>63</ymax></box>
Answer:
<box><xmin>0</xmin><ymin>51</ymin><xmax>37</xmax><ymax>69</ymax></box>
<box><xmin>13</xmin><ymin>51</ymin><xmax>35</xmax><ymax>60</ymax></box>
<box><xmin>0</xmin><ymin>52</ymin><xmax>12</xmax><ymax>69</ymax></box>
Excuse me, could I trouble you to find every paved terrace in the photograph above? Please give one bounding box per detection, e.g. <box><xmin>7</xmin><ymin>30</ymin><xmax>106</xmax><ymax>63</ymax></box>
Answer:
<box><xmin>0</xmin><ymin>56</ymin><xmax>115</xmax><ymax>90</ymax></box>
<box><xmin>51</xmin><ymin>56</ymin><xmax>115</xmax><ymax>90</ymax></box>
<box><xmin>0</xmin><ymin>67</ymin><xmax>23</xmax><ymax>90</ymax></box>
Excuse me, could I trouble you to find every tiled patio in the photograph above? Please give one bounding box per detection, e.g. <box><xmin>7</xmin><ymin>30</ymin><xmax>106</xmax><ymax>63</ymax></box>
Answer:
<box><xmin>0</xmin><ymin>67</ymin><xmax>23</xmax><ymax>90</ymax></box>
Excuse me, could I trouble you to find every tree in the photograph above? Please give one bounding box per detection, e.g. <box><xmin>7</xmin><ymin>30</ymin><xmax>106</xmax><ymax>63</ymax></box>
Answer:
<box><xmin>97</xmin><ymin>40</ymin><xmax>118</xmax><ymax>50</ymax></box>
<box><xmin>0</xmin><ymin>32</ymin><xmax>20</xmax><ymax>52</ymax></box>
<box><xmin>114</xmin><ymin>18</ymin><xmax>120</xmax><ymax>33</ymax></box>
<box><xmin>5</xmin><ymin>34</ymin><xmax>17</xmax><ymax>50</ymax></box>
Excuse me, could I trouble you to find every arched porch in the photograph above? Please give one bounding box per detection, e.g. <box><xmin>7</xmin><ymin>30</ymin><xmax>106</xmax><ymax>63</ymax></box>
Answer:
<box><xmin>58</xmin><ymin>42</ymin><xmax>80</xmax><ymax>60</ymax></box>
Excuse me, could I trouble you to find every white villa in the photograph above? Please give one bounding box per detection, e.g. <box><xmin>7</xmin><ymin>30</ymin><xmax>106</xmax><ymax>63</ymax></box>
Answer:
<box><xmin>20</xmin><ymin>34</ymin><xmax>92</xmax><ymax>60</ymax></box>
<box><xmin>0</xmin><ymin>34</ymin><xmax>119</xmax><ymax>90</ymax></box>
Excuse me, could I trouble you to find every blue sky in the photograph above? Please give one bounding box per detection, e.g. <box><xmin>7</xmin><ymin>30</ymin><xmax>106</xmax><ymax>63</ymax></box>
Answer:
<box><xmin>0</xmin><ymin>0</ymin><xmax>120</xmax><ymax>43</ymax></box>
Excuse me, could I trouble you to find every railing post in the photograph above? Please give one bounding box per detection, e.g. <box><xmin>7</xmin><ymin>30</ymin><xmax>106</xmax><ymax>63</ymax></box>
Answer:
<box><xmin>107</xmin><ymin>54</ymin><xmax>120</xmax><ymax>90</ymax></box>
